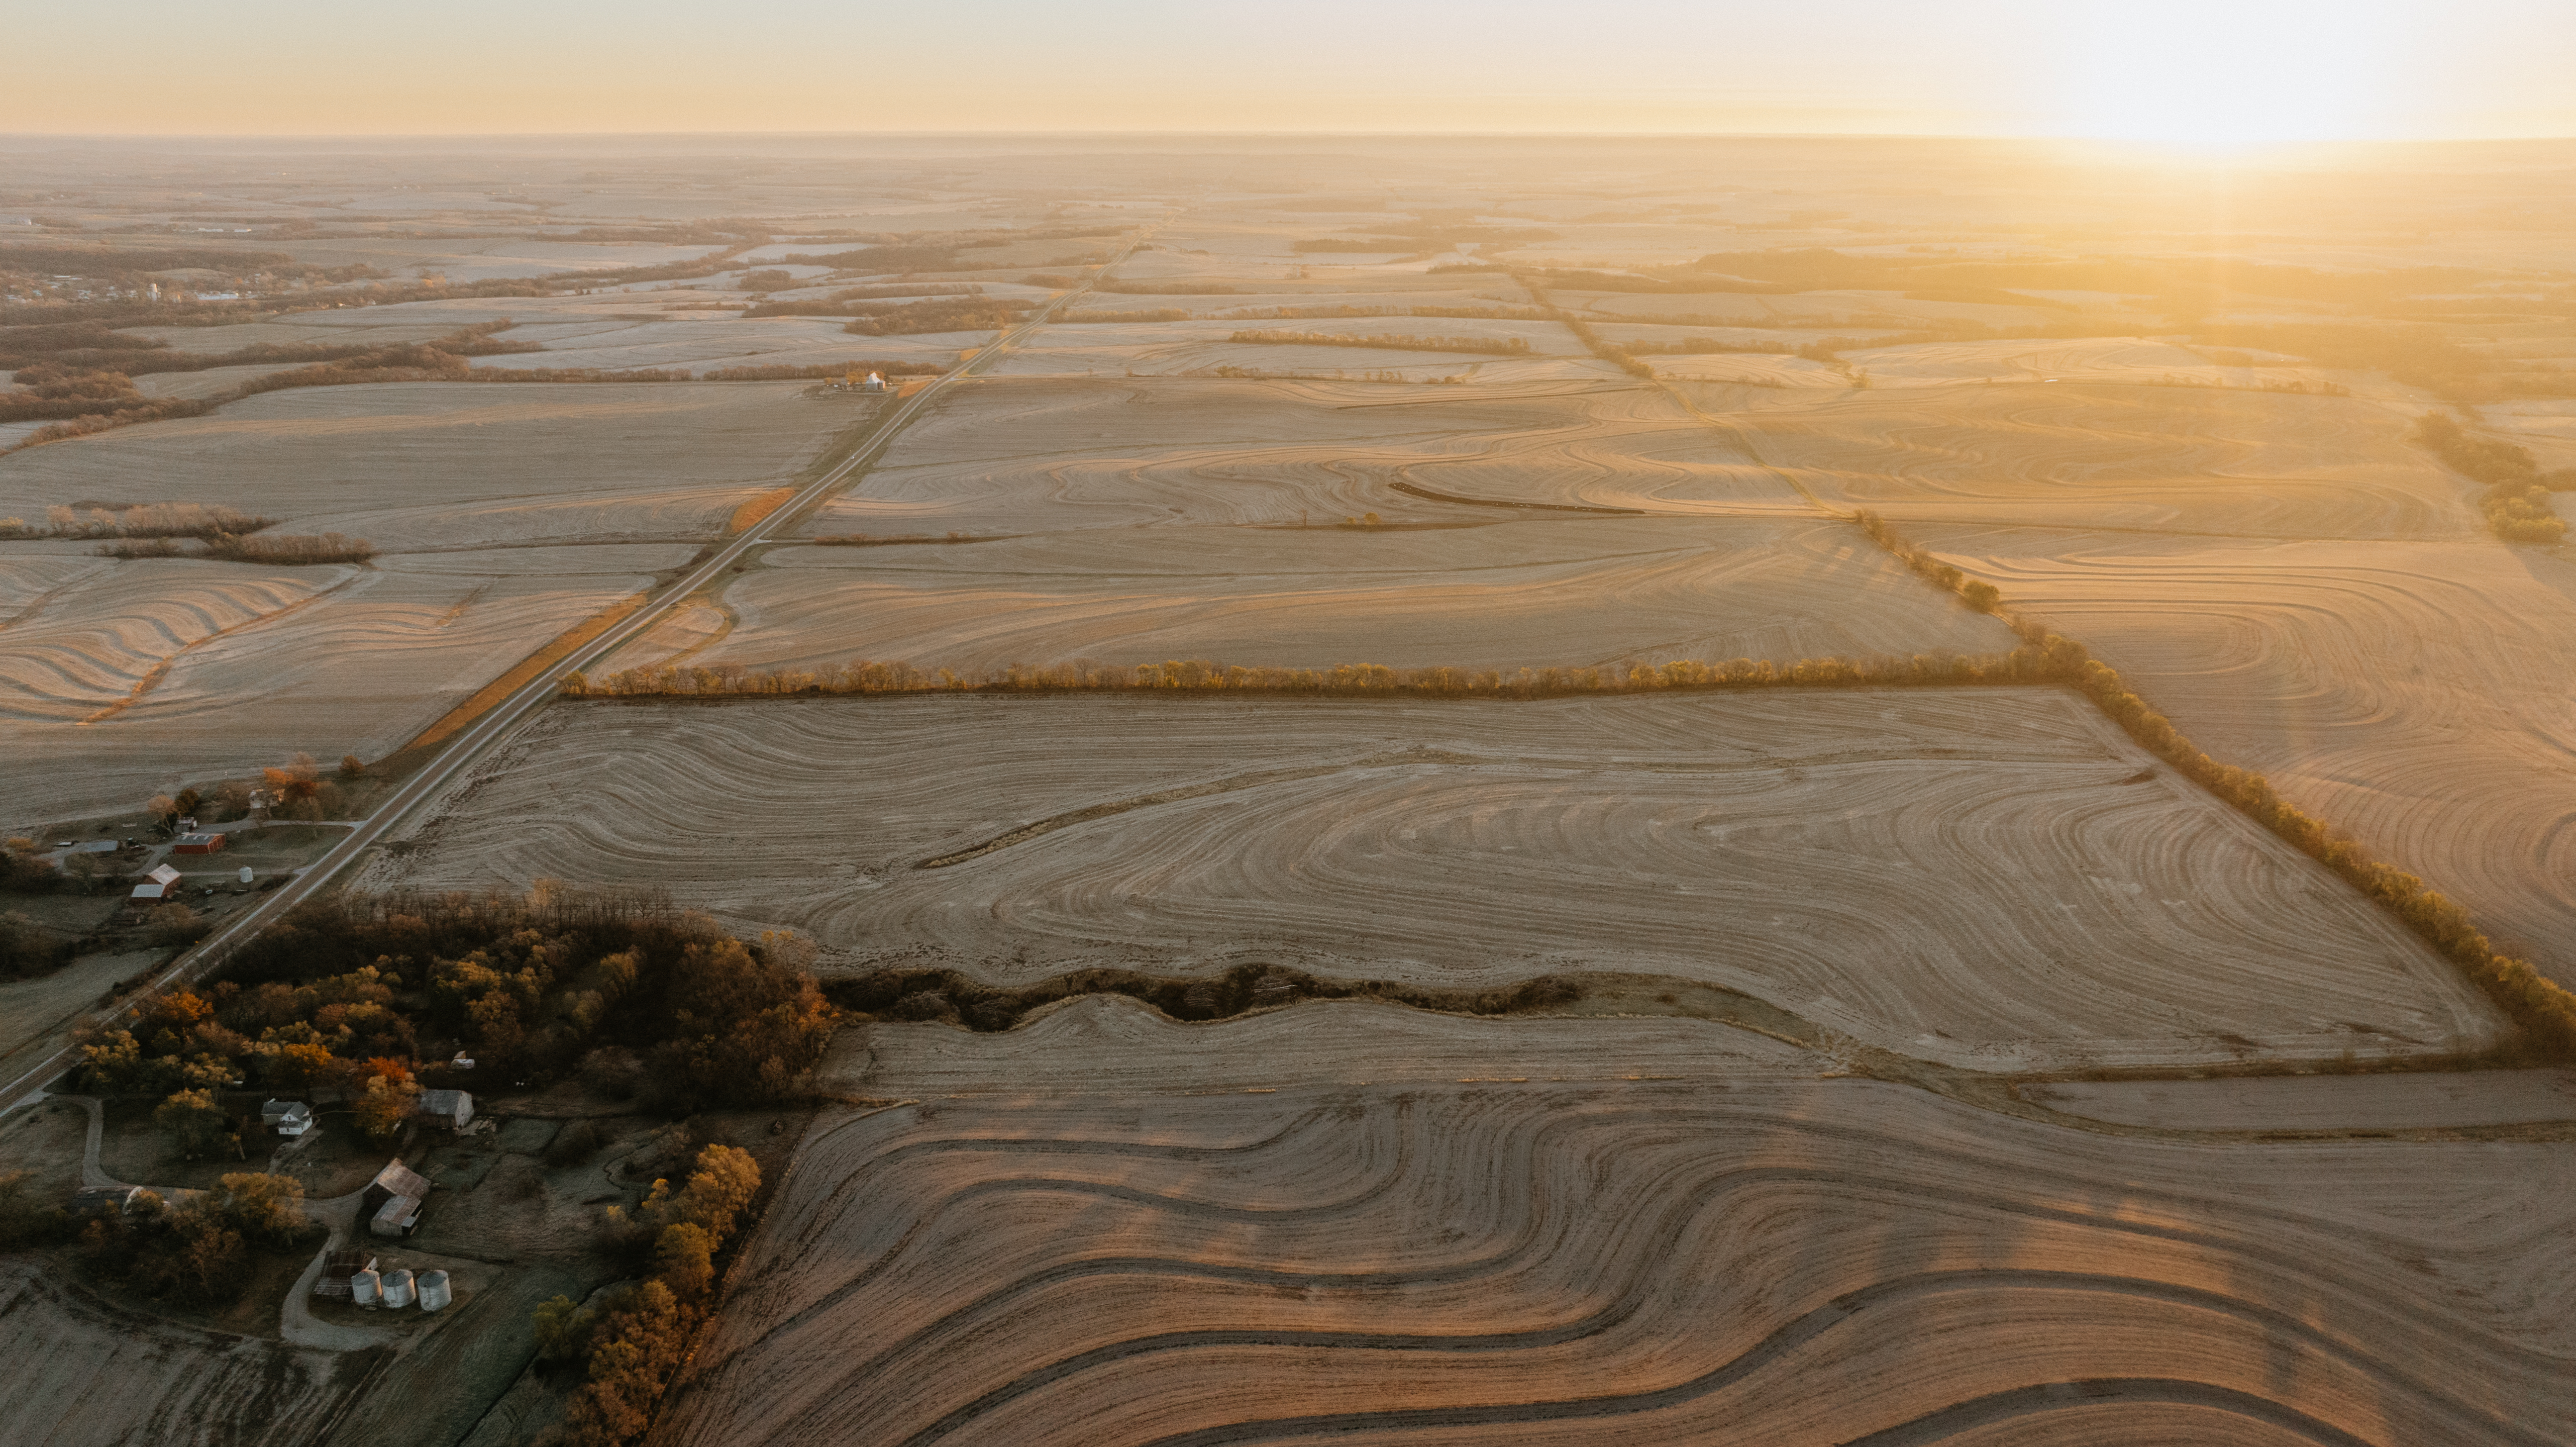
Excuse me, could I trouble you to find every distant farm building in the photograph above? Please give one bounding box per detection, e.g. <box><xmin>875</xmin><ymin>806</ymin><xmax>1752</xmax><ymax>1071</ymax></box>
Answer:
<box><xmin>415</xmin><ymin>1089</ymin><xmax>475</xmax><ymax>1132</ymax></box>
<box><xmin>363</xmin><ymin>1160</ymin><xmax>432</xmax><ymax>1239</ymax></box>
<box><xmin>173</xmin><ymin>833</ymin><xmax>226</xmax><ymax>855</ymax></box>
<box><xmin>262</xmin><ymin>1099</ymin><xmax>314</xmax><ymax>1137</ymax></box>
<box><xmin>129</xmin><ymin>864</ymin><xmax>183</xmax><ymax>901</ymax></box>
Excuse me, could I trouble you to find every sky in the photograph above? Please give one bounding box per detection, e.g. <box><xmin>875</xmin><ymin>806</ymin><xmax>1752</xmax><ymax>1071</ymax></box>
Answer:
<box><xmin>5</xmin><ymin>0</ymin><xmax>2573</xmax><ymax>140</ymax></box>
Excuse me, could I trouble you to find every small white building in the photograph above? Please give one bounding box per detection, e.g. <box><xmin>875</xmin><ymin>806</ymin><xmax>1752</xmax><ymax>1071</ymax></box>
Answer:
<box><xmin>261</xmin><ymin>1099</ymin><xmax>314</xmax><ymax>1137</ymax></box>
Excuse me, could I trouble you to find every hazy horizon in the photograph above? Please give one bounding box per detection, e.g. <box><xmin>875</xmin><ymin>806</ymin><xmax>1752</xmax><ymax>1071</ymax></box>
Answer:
<box><xmin>9</xmin><ymin>0</ymin><xmax>2575</xmax><ymax>142</ymax></box>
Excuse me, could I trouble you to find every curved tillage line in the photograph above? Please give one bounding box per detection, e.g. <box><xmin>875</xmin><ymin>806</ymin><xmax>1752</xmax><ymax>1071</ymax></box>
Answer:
<box><xmin>365</xmin><ymin>690</ymin><xmax>2501</xmax><ymax>1072</ymax></box>
<box><xmin>1832</xmin><ymin>1381</ymin><xmax>2378</xmax><ymax>1447</ymax></box>
<box><xmin>737</xmin><ymin>1099</ymin><xmax>1427</xmax><ymax>1345</ymax></box>
<box><xmin>1922</xmin><ymin>531</ymin><xmax>2576</xmax><ymax>983</ymax></box>
<box><xmin>891</xmin><ymin>1273</ymin><xmax>2525</xmax><ymax>1447</ymax></box>
<box><xmin>80</xmin><ymin>568</ymin><xmax>366</xmax><ymax>723</ymax></box>
<box><xmin>677</xmin><ymin>1090</ymin><xmax>2565</xmax><ymax>1447</ymax></box>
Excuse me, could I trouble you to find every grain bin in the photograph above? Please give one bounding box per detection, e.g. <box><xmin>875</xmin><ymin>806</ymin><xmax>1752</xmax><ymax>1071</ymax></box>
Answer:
<box><xmin>417</xmin><ymin>1269</ymin><xmax>452</xmax><ymax>1311</ymax></box>
<box><xmin>382</xmin><ymin>1268</ymin><xmax>415</xmax><ymax>1309</ymax></box>
<box><xmin>351</xmin><ymin>1269</ymin><xmax>382</xmax><ymax>1307</ymax></box>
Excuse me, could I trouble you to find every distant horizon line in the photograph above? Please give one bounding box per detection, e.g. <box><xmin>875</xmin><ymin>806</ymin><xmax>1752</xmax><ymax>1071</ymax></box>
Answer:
<box><xmin>4</xmin><ymin>129</ymin><xmax>2573</xmax><ymax>145</ymax></box>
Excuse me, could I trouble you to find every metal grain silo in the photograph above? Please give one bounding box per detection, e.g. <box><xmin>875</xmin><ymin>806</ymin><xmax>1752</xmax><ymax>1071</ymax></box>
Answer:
<box><xmin>382</xmin><ymin>1268</ymin><xmax>415</xmax><ymax>1309</ymax></box>
<box><xmin>417</xmin><ymin>1269</ymin><xmax>452</xmax><ymax>1311</ymax></box>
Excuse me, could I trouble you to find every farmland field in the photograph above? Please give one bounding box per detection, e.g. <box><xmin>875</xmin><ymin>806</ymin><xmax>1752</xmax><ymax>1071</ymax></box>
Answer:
<box><xmin>604</xmin><ymin>518</ymin><xmax>2013</xmax><ymax>675</ymax></box>
<box><xmin>0</xmin><ymin>382</ymin><xmax>858</xmax><ymax>551</ymax></box>
<box><xmin>9</xmin><ymin>136</ymin><xmax>2576</xmax><ymax>1447</ymax></box>
<box><xmin>656</xmin><ymin>1037</ymin><xmax>2576</xmax><ymax>1447</ymax></box>
<box><xmin>1918</xmin><ymin>528</ymin><xmax>2576</xmax><ymax>986</ymax></box>
<box><xmin>363</xmin><ymin>691</ymin><xmax>2501</xmax><ymax>1071</ymax></box>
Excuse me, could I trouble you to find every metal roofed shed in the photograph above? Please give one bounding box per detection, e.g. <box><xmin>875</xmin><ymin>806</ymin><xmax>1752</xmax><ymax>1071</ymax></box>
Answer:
<box><xmin>415</xmin><ymin>1089</ymin><xmax>475</xmax><ymax>1131</ymax></box>
<box><xmin>361</xmin><ymin>1159</ymin><xmax>432</xmax><ymax>1238</ymax></box>
<box><xmin>130</xmin><ymin>863</ymin><xmax>184</xmax><ymax>901</ymax></box>
<box><xmin>314</xmin><ymin>1249</ymin><xmax>374</xmax><ymax>1299</ymax></box>
<box><xmin>372</xmin><ymin>1194</ymin><xmax>423</xmax><ymax>1238</ymax></box>
<box><xmin>173</xmin><ymin>832</ymin><xmax>227</xmax><ymax>855</ymax></box>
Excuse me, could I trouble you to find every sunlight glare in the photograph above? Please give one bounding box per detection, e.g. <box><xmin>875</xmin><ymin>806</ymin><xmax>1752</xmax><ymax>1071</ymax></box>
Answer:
<box><xmin>2061</xmin><ymin>2</ymin><xmax>2402</xmax><ymax>147</ymax></box>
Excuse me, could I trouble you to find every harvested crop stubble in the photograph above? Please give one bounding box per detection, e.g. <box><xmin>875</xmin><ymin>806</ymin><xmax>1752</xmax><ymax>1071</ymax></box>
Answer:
<box><xmin>1918</xmin><ymin>526</ymin><xmax>2576</xmax><ymax>989</ymax></box>
<box><xmin>364</xmin><ymin>691</ymin><xmax>2500</xmax><ymax>1072</ymax></box>
<box><xmin>0</xmin><ymin>382</ymin><xmax>853</xmax><ymax>550</ymax></box>
<box><xmin>2022</xmin><ymin>1069</ymin><xmax>2576</xmax><ymax>1132</ymax></box>
<box><xmin>1</xmin><ymin>555</ymin><xmax>665</xmax><ymax>825</ymax></box>
<box><xmin>599</xmin><ymin>518</ymin><xmax>2013</xmax><ymax>676</ymax></box>
<box><xmin>802</xmin><ymin>376</ymin><xmax>1805</xmax><ymax>539</ymax></box>
<box><xmin>0</xmin><ymin>1258</ymin><xmax>363</xmax><ymax>1447</ymax></box>
<box><xmin>655</xmin><ymin>1077</ymin><xmax>2576</xmax><ymax>1447</ymax></box>
<box><xmin>1736</xmin><ymin>382</ymin><xmax>2485</xmax><ymax>538</ymax></box>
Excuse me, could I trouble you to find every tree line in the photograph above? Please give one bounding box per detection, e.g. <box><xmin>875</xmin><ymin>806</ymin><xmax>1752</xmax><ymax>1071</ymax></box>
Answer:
<box><xmin>2414</xmin><ymin>411</ymin><xmax>2570</xmax><ymax>544</ymax></box>
<box><xmin>563</xmin><ymin>649</ymin><xmax>2056</xmax><ymax>702</ymax></box>
<box><xmin>1226</xmin><ymin>328</ymin><xmax>1533</xmax><ymax>357</ymax></box>
<box><xmin>533</xmin><ymin>1140</ymin><xmax>764</xmax><ymax>1446</ymax></box>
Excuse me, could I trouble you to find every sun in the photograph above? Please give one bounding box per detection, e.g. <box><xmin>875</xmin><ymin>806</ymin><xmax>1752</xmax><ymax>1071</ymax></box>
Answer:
<box><xmin>2058</xmin><ymin>2</ymin><xmax>2403</xmax><ymax>148</ymax></box>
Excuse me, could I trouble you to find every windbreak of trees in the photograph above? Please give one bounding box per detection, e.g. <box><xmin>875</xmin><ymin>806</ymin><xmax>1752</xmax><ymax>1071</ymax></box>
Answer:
<box><xmin>0</xmin><ymin>502</ymin><xmax>275</xmax><ymax>541</ymax></box>
<box><xmin>2415</xmin><ymin>411</ymin><xmax>2571</xmax><ymax>543</ymax></box>
<box><xmin>101</xmin><ymin>531</ymin><xmax>376</xmax><ymax>565</ymax></box>
<box><xmin>839</xmin><ymin>296</ymin><xmax>1031</xmax><ymax>336</ymax></box>
<box><xmin>1226</xmin><ymin>328</ymin><xmax>1532</xmax><ymax>356</ymax></box>
<box><xmin>534</xmin><ymin>1141</ymin><xmax>764</xmax><ymax>1447</ymax></box>
<box><xmin>564</xmin><ymin>649</ymin><xmax>2051</xmax><ymax>702</ymax></box>
<box><xmin>1853</xmin><ymin>509</ymin><xmax>2576</xmax><ymax>1056</ymax></box>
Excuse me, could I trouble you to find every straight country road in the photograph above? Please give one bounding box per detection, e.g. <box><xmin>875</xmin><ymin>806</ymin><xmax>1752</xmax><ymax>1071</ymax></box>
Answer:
<box><xmin>0</xmin><ymin>226</ymin><xmax>1159</xmax><ymax>1114</ymax></box>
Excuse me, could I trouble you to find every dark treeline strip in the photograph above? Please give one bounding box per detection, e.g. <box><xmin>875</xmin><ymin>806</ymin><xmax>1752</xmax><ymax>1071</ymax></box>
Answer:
<box><xmin>100</xmin><ymin>532</ymin><xmax>375</xmax><ymax>565</ymax></box>
<box><xmin>0</xmin><ymin>502</ymin><xmax>274</xmax><ymax>541</ymax></box>
<box><xmin>1291</xmin><ymin>237</ymin><xmax>1429</xmax><ymax>253</ymax></box>
<box><xmin>0</xmin><ymin>244</ymin><xmax>299</xmax><ymax>274</ymax></box>
<box><xmin>827</xmin><ymin>963</ymin><xmax>1587</xmax><ymax>1033</ymax></box>
<box><xmin>840</xmin><ymin>296</ymin><xmax>1031</xmax><ymax>336</ymax></box>
<box><xmin>2415</xmin><ymin>411</ymin><xmax>2572</xmax><ymax>544</ymax></box>
<box><xmin>1094</xmin><ymin>280</ymin><xmax>1246</xmax><ymax>295</ymax></box>
<box><xmin>1853</xmin><ymin>509</ymin><xmax>2576</xmax><ymax>1056</ymax></box>
<box><xmin>563</xmin><ymin>650</ymin><xmax>2046</xmax><ymax>701</ymax></box>
<box><xmin>1056</xmin><ymin>307</ymin><xmax>1192</xmax><ymax>324</ymax></box>
<box><xmin>1514</xmin><ymin>273</ymin><xmax>1656</xmax><ymax>379</ymax></box>
<box><xmin>1226</xmin><ymin>328</ymin><xmax>1533</xmax><ymax>356</ymax></box>
<box><xmin>0</xmin><ymin>321</ymin><xmax>534</xmax><ymax>426</ymax></box>
<box><xmin>1221</xmin><ymin>303</ymin><xmax>1553</xmax><ymax>322</ymax></box>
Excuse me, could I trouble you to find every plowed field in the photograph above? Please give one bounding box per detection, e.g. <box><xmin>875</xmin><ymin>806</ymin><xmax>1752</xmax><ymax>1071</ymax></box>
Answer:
<box><xmin>657</xmin><ymin>1065</ymin><xmax>2574</xmax><ymax>1447</ymax></box>
<box><xmin>1921</xmin><ymin>527</ymin><xmax>2576</xmax><ymax>985</ymax></box>
<box><xmin>364</xmin><ymin>691</ymin><xmax>2500</xmax><ymax>1071</ymax></box>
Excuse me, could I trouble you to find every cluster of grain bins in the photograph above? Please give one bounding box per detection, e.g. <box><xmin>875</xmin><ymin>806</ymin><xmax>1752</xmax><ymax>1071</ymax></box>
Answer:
<box><xmin>322</xmin><ymin>1251</ymin><xmax>454</xmax><ymax>1312</ymax></box>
